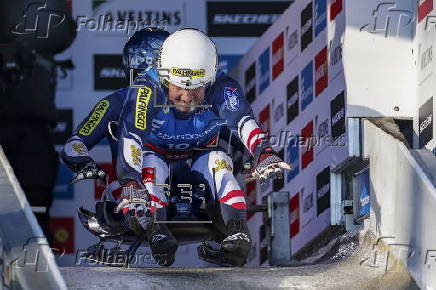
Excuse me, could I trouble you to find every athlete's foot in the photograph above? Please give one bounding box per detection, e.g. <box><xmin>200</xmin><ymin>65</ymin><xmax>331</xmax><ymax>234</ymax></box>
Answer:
<box><xmin>220</xmin><ymin>219</ymin><xmax>251</xmax><ymax>266</ymax></box>
<box><xmin>145</xmin><ymin>222</ymin><xmax>178</xmax><ymax>267</ymax></box>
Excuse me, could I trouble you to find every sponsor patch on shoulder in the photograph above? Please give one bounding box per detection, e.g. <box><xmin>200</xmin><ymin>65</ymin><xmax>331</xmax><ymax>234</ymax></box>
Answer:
<box><xmin>224</xmin><ymin>87</ymin><xmax>240</xmax><ymax>111</ymax></box>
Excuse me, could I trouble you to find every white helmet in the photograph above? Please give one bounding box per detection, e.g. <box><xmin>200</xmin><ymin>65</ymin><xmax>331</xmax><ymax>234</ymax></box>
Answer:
<box><xmin>158</xmin><ymin>28</ymin><xmax>218</xmax><ymax>89</ymax></box>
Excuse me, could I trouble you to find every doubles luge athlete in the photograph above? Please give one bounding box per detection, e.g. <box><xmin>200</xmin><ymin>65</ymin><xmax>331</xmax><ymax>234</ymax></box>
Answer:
<box><xmin>115</xmin><ymin>28</ymin><xmax>292</xmax><ymax>267</ymax></box>
<box><xmin>61</xmin><ymin>28</ymin><xmax>170</xmax><ymax>195</ymax></box>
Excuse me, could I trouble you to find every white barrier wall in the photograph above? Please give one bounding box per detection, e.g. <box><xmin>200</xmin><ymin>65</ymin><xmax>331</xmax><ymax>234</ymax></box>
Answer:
<box><xmin>343</xmin><ymin>0</ymin><xmax>416</xmax><ymax>118</ymax></box>
<box><xmin>0</xmin><ymin>147</ymin><xmax>67</xmax><ymax>289</ymax></box>
<box><xmin>343</xmin><ymin>0</ymin><xmax>435</xmax><ymax>152</ymax></box>
<box><xmin>230</xmin><ymin>0</ymin><xmax>349</xmax><ymax>264</ymax></box>
<box><xmin>364</xmin><ymin>120</ymin><xmax>436</xmax><ymax>289</ymax></box>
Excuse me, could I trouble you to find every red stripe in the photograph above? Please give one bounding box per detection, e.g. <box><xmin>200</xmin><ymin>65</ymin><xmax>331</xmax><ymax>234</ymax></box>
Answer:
<box><xmin>206</xmin><ymin>134</ymin><xmax>219</xmax><ymax>146</ymax></box>
<box><xmin>149</xmin><ymin>193</ymin><xmax>168</xmax><ymax>207</ymax></box>
<box><xmin>246</xmin><ymin>128</ymin><xmax>263</xmax><ymax>149</ymax></box>
<box><xmin>418</xmin><ymin>0</ymin><xmax>433</xmax><ymax>22</ymax></box>
<box><xmin>229</xmin><ymin>202</ymin><xmax>247</xmax><ymax>210</ymax></box>
<box><xmin>220</xmin><ymin>190</ymin><xmax>245</xmax><ymax>203</ymax></box>
<box><xmin>150</xmin><ymin>194</ymin><xmax>167</xmax><ymax>214</ymax></box>
<box><xmin>250</xmin><ymin>137</ymin><xmax>264</xmax><ymax>154</ymax></box>
<box><xmin>142</xmin><ymin>167</ymin><xmax>155</xmax><ymax>184</ymax></box>
<box><xmin>272</xmin><ymin>33</ymin><xmax>284</xmax><ymax>53</ymax></box>
<box><xmin>272</xmin><ymin>59</ymin><xmax>284</xmax><ymax>80</ymax></box>
<box><xmin>330</xmin><ymin>0</ymin><xmax>342</xmax><ymax>21</ymax></box>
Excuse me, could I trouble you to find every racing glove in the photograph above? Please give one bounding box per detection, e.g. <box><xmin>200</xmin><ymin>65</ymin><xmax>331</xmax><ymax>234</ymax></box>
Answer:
<box><xmin>247</xmin><ymin>147</ymin><xmax>292</xmax><ymax>185</ymax></box>
<box><xmin>70</xmin><ymin>162</ymin><xmax>106</xmax><ymax>184</ymax></box>
<box><xmin>115</xmin><ymin>182</ymin><xmax>150</xmax><ymax>216</ymax></box>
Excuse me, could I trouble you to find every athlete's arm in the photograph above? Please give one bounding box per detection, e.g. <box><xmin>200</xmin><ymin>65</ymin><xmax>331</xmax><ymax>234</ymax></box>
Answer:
<box><xmin>213</xmin><ymin>75</ymin><xmax>270</xmax><ymax>161</ymax></box>
<box><xmin>61</xmin><ymin>92</ymin><xmax>124</xmax><ymax>172</ymax></box>
<box><xmin>213</xmin><ymin>75</ymin><xmax>291</xmax><ymax>184</ymax></box>
<box><xmin>116</xmin><ymin>80</ymin><xmax>159</xmax><ymax>186</ymax></box>
<box><xmin>61</xmin><ymin>91</ymin><xmax>124</xmax><ymax>172</ymax></box>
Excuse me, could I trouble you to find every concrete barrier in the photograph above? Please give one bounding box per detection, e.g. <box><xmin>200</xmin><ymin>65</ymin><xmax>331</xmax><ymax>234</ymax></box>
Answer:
<box><xmin>363</xmin><ymin>120</ymin><xmax>436</xmax><ymax>289</ymax></box>
<box><xmin>0</xmin><ymin>146</ymin><xmax>66</xmax><ymax>289</ymax></box>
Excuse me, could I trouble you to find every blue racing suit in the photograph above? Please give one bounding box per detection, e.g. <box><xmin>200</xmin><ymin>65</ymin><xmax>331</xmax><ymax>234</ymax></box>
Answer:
<box><xmin>61</xmin><ymin>88</ymin><xmax>128</xmax><ymax>172</ymax></box>
<box><xmin>116</xmin><ymin>68</ymin><xmax>270</xmax><ymax>222</ymax></box>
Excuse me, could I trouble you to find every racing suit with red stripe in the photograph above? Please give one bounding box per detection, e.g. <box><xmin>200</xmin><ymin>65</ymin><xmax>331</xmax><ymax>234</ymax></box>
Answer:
<box><xmin>116</xmin><ymin>68</ymin><xmax>270</xmax><ymax>223</ymax></box>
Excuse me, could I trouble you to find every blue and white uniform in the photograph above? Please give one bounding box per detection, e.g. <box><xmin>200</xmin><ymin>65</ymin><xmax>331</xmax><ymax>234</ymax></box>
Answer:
<box><xmin>61</xmin><ymin>28</ymin><xmax>171</xmax><ymax>200</ymax></box>
<box><xmin>61</xmin><ymin>88</ymin><xmax>128</xmax><ymax>170</ymax></box>
<box><xmin>117</xmin><ymin>68</ymin><xmax>270</xmax><ymax>220</ymax></box>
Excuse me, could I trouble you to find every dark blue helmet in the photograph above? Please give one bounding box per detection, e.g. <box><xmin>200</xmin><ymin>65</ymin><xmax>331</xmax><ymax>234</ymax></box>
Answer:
<box><xmin>122</xmin><ymin>27</ymin><xmax>170</xmax><ymax>80</ymax></box>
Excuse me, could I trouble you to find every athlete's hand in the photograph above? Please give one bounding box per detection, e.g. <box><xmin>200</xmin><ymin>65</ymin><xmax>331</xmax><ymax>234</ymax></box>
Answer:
<box><xmin>70</xmin><ymin>162</ymin><xmax>106</xmax><ymax>184</ymax></box>
<box><xmin>115</xmin><ymin>181</ymin><xmax>150</xmax><ymax>215</ymax></box>
<box><xmin>246</xmin><ymin>148</ymin><xmax>292</xmax><ymax>185</ymax></box>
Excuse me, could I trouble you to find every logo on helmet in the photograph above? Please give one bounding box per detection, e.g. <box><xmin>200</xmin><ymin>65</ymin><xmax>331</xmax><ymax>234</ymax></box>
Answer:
<box><xmin>170</xmin><ymin>67</ymin><xmax>205</xmax><ymax>77</ymax></box>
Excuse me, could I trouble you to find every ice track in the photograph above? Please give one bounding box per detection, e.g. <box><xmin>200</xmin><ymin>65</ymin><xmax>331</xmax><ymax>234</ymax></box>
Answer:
<box><xmin>61</xmin><ymin>230</ymin><xmax>418</xmax><ymax>290</ymax></box>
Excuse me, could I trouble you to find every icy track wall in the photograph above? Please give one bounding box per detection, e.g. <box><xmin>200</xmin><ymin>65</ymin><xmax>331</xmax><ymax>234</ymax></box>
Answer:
<box><xmin>0</xmin><ymin>146</ymin><xmax>67</xmax><ymax>289</ymax></box>
<box><xmin>230</xmin><ymin>0</ymin><xmax>349</xmax><ymax>266</ymax></box>
<box><xmin>363</xmin><ymin>120</ymin><xmax>436</xmax><ymax>289</ymax></box>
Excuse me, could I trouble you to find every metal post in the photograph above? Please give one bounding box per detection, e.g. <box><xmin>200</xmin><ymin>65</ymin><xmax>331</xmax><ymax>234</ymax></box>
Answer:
<box><xmin>269</xmin><ymin>191</ymin><xmax>291</xmax><ymax>266</ymax></box>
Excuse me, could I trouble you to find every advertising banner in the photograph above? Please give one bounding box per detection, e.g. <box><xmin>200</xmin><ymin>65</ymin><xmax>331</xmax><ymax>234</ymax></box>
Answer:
<box><xmin>419</xmin><ymin>97</ymin><xmax>434</xmax><ymax>148</ymax></box>
<box><xmin>287</xmin><ymin>75</ymin><xmax>299</xmax><ymax>124</ymax></box>
<box><xmin>290</xmin><ymin>193</ymin><xmax>300</xmax><ymax>237</ymax></box>
<box><xmin>50</xmin><ymin>217</ymin><xmax>75</xmax><ymax>254</ymax></box>
<box><xmin>230</xmin><ymin>0</ymin><xmax>347</xmax><ymax>257</ymax></box>
<box><xmin>301</xmin><ymin>2</ymin><xmax>313</xmax><ymax>52</ymax></box>
<box><xmin>207</xmin><ymin>1</ymin><xmax>291</xmax><ymax>37</ymax></box>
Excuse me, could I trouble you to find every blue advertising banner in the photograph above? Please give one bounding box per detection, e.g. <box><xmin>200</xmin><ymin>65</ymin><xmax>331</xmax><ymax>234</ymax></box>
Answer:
<box><xmin>301</xmin><ymin>60</ymin><xmax>314</xmax><ymax>111</ymax></box>
<box><xmin>258</xmin><ymin>47</ymin><xmax>270</xmax><ymax>94</ymax></box>
<box><xmin>287</xmin><ymin>135</ymin><xmax>300</xmax><ymax>182</ymax></box>
<box><xmin>358</xmin><ymin>169</ymin><xmax>370</xmax><ymax>217</ymax></box>
<box><xmin>315</xmin><ymin>0</ymin><xmax>327</xmax><ymax>37</ymax></box>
